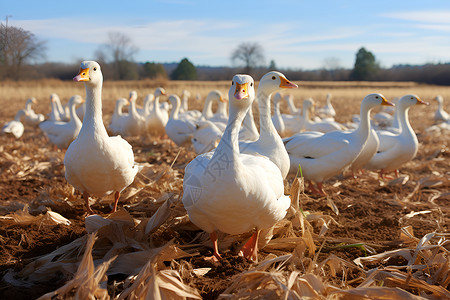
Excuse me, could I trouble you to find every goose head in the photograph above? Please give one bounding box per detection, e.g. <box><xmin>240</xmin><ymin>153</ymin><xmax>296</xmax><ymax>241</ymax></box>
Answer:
<box><xmin>229</xmin><ymin>74</ymin><xmax>255</xmax><ymax>110</ymax></box>
<box><xmin>69</xmin><ymin>95</ymin><xmax>85</xmax><ymax>106</ymax></box>
<box><xmin>129</xmin><ymin>91</ymin><xmax>138</xmax><ymax>103</ymax></box>
<box><xmin>50</xmin><ymin>93</ymin><xmax>60</xmax><ymax>103</ymax></box>
<box><xmin>27</xmin><ymin>97</ymin><xmax>37</xmax><ymax>105</ymax></box>
<box><xmin>258</xmin><ymin>71</ymin><xmax>298</xmax><ymax>95</ymax></box>
<box><xmin>155</xmin><ymin>87</ymin><xmax>166</xmax><ymax>97</ymax></box>
<box><xmin>398</xmin><ymin>94</ymin><xmax>428</xmax><ymax>109</ymax></box>
<box><xmin>207</xmin><ymin>90</ymin><xmax>224</xmax><ymax>103</ymax></box>
<box><xmin>360</xmin><ymin>93</ymin><xmax>394</xmax><ymax>111</ymax></box>
<box><xmin>73</xmin><ymin>61</ymin><xmax>103</xmax><ymax>86</ymax></box>
<box><xmin>182</xmin><ymin>89</ymin><xmax>191</xmax><ymax>98</ymax></box>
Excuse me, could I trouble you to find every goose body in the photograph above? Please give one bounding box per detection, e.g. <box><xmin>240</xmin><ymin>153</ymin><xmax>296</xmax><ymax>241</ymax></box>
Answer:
<box><xmin>183</xmin><ymin>74</ymin><xmax>290</xmax><ymax>262</ymax></box>
<box><xmin>146</xmin><ymin>87</ymin><xmax>168</xmax><ymax>136</ymax></box>
<box><xmin>2</xmin><ymin>110</ymin><xmax>26</xmax><ymax>139</ymax></box>
<box><xmin>22</xmin><ymin>97</ymin><xmax>45</xmax><ymax>126</ymax></box>
<box><xmin>239</xmin><ymin>71</ymin><xmax>298</xmax><ymax>179</ymax></box>
<box><xmin>64</xmin><ymin>61</ymin><xmax>139</xmax><ymax>214</ymax></box>
<box><xmin>364</xmin><ymin>94</ymin><xmax>428</xmax><ymax>177</ymax></box>
<box><xmin>301</xmin><ymin>98</ymin><xmax>343</xmax><ymax>133</ymax></box>
<box><xmin>108</xmin><ymin>98</ymin><xmax>129</xmax><ymax>136</ymax></box>
<box><xmin>39</xmin><ymin>95</ymin><xmax>84</xmax><ymax>149</ymax></box>
<box><xmin>433</xmin><ymin>95</ymin><xmax>449</xmax><ymax>123</ymax></box>
<box><xmin>165</xmin><ymin>94</ymin><xmax>197</xmax><ymax>146</ymax></box>
<box><xmin>191</xmin><ymin>120</ymin><xmax>222</xmax><ymax>154</ymax></box>
<box><xmin>284</xmin><ymin>93</ymin><xmax>394</xmax><ymax>194</ymax></box>
<box><xmin>122</xmin><ymin>90</ymin><xmax>146</xmax><ymax>136</ymax></box>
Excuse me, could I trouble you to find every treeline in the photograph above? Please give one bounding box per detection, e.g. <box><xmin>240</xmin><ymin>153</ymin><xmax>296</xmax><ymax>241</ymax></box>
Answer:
<box><xmin>22</xmin><ymin>61</ymin><xmax>450</xmax><ymax>86</ymax></box>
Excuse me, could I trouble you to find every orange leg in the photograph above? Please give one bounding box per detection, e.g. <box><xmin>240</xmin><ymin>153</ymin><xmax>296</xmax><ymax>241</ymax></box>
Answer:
<box><xmin>307</xmin><ymin>180</ymin><xmax>326</xmax><ymax>196</ymax></box>
<box><xmin>111</xmin><ymin>191</ymin><xmax>120</xmax><ymax>213</ymax></box>
<box><xmin>83</xmin><ymin>191</ymin><xmax>94</xmax><ymax>215</ymax></box>
<box><xmin>239</xmin><ymin>229</ymin><xmax>261</xmax><ymax>262</ymax></box>
<box><xmin>205</xmin><ymin>231</ymin><xmax>221</xmax><ymax>262</ymax></box>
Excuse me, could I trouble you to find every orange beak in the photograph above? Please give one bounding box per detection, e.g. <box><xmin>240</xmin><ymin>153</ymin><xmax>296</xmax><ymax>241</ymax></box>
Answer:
<box><xmin>416</xmin><ymin>97</ymin><xmax>429</xmax><ymax>105</ymax></box>
<box><xmin>234</xmin><ymin>82</ymin><xmax>249</xmax><ymax>100</ymax></box>
<box><xmin>74</xmin><ymin>68</ymin><xmax>90</xmax><ymax>82</ymax></box>
<box><xmin>279</xmin><ymin>76</ymin><xmax>298</xmax><ymax>89</ymax></box>
<box><xmin>381</xmin><ymin>96</ymin><xmax>395</xmax><ymax>106</ymax></box>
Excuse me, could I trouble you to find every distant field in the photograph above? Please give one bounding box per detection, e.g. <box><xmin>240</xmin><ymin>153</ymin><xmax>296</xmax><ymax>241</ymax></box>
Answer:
<box><xmin>1</xmin><ymin>79</ymin><xmax>448</xmax><ymax>132</ymax></box>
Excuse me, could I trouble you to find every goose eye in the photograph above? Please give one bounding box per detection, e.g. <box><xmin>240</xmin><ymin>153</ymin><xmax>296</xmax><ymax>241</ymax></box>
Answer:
<box><xmin>250</xmin><ymin>82</ymin><xmax>253</xmax><ymax>87</ymax></box>
<box><xmin>375</xmin><ymin>96</ymin><xmax>379</xmax><ymax>99</ymax></box>
<box><xmin>272</xmin><ymin>76</ymin><xmax>276</xmax><ymax>80</ymax></box>
<box><xmin>93</xmin><ymin>67</ymin><xmax>97</xmax><ymax>71</ymax></box>
<box><xmin>231</xmin><ymin>81</ymin><xmax>234</xmax><ymax>85</ymax></box>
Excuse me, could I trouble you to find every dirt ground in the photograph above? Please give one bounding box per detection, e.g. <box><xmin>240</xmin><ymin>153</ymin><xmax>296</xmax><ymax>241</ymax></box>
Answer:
<box><xmin>0</xmin><ymin>83</ymin><xmax>449</xmax><ymax>299</ymax></box>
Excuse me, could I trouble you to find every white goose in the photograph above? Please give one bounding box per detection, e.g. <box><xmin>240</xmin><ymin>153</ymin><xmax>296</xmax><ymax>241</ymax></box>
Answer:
<box><xmin>64</xmin><ymin>61</ymin><xmax>139</xmax><ymax>214</ymax></box>
<box><xmin>137</xmin><ymin>93</ymin><xmax>154</xmax><ymax>117</ymax></box>
<box><xmin>54</xmin><ymin>94</ymin><xmax>71</xmax><ymax>122</ymax></box>
<box><xmin>22</xmin><ymin>97</ymin><xmax>45</xmax><ymax>126</ymax></box>
<box><xmin>108</xmin><ymin>98</ymin><xmax>129</xmax><ymax>136</ymax></box>
<box><xmin>284</xmin><ymin>93</ymin><xmax>394</xmax><ymax>195</ymax></box>
<box><xmin>281</xmin><ymin>94</ymin><xmax>303</xmax><ymax>134</ymax></box>
<box><xmin>433</xmin><ymin>95</ymin><xmax>449</xmax><ymax>123</ymax></box>
<box><xmin>2</xmin><ymin>110</ymin><xmax>27</xmax><ymax>139</ymax></box>
<box><xmin>285</xmin><ymin>94</ymin><xmax>300</xmax><ymax>114</ymax></box>
<box><xmin>182</xmin><ymin>74</ymin><xmax>290</xmax><ymax>262</ymax></box>
<box><xmin>48</xmin><ymin>93</ymin><xmax>62</xmax><ymax>121</ymax></box>
<box><xmin>239</xmin><ymin>71</ymin><xmax>298</xmax><ymax>179</ymax></box>
<box><xmin>165</xmin><ymin>94</ymin><xmax>197</xmax><ymax>146</ymax></box>
<box><xmin>348</xmin><ymin>128</ymin><xmax>379</xmax><ymax>176</ymax></box>
<box><xmin>301</xmin><ymin>98</ymin><xmax>344</xmax><ymax>133</ymax></box>
<box><xmin>364</xmin><ymin>94</ymin><xmax>428</xmax><ymax>178</ymax></box>
<box><xmin>202</xmin><ymin>90</ymin><xmax>227</xmax><ymax>132</ymax></box>
<box><xmin>146</xmin><ymin>87</ymin><xmax>168</xmax><ymax>136</ymax></box>
<box><xmin>179</xmin><ymin>89</ymin><xmax>202</xmax><ymax>120</ymax></box>
<box><xmin>317</xmin><ymin>93</ymin><xmax>336</xmax><ymax>118</ymax></box>
<box><xmin>191</xmin><ymin>120</ymin><xmax>223</xmax><ymax>154</ymax></box>
<box><xmin>39</xmin><ymin>95</ymin><xmax>84</xmax><ymax>149</ymax></box>
<box><xmin>122</xmin><ymin>90</ymin><xmax>146</xmax><ymax>136</ymax></box>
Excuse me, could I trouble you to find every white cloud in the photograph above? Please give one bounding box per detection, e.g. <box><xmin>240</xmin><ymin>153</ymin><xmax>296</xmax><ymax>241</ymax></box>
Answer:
<box><xmin>382</xmin><ymin>10</ymin><xmax>450</xmax><ymax>24</ymax></box>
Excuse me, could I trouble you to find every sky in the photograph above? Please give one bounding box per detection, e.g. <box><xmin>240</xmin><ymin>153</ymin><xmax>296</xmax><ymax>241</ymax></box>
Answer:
<box><xmin>2</xmin><ymin>0</ymin><xmax>450</xmax><ymax>70</ymax></box>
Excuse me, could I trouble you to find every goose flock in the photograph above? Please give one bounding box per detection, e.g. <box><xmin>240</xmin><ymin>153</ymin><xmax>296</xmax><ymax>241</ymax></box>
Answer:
<box><xmin>2</xmin><ymin>60</ymin><xmax>444</xmax><ymax>262</ymax></box>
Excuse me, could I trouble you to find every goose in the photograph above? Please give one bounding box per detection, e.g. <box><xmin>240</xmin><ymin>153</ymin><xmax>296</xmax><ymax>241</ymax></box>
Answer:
<box><xmin>54</xmin><ymin>94</ymin><xmax>71</xmax><ymax>122</ymax></box>
<box><xmin>364</xmin><ymin>94</ymin><xmax>428</xmax><ymax>178</ymax></box>
<box><xmin>300</xmin><ymin>98</ymin><xmax>343</xmax><ymax>133</ymax></box>
<box><xmin>146</xmin><ymin>87</ymin><xmax>169</xmax><ymax>136</ymax></box>
<box><xmin>137</xmin><ymin>93</ymin><xmax>154</xmax><ymax>117</ymax></box>
<box><xmin>280</xmin><ymin>93</ymin><xmax>303</xmax><ymax>134</ymax></box>
<box><xmin>283</xmin><ymin>93</ymin><xmax>394</xmax><ymax>195</ymax></box>
<box><xmin>179</xmin><ymin>89</ymin><xmax>202</xmax><ymax>120</ymax></box>
<box><xmin>191</xmin><ymin>120</ymin><xmax>223</xmax><ymax>154</ymax></box>
<box><xmin>271</xmin><ymin>92</ymin><xmax>286</xmax><ymax>136</ymax></box>
<box><xmin>433</xmin><ymin>95</ymin><xmax>449</xmax><ymax>123</ymax></box>
<box><xmin>122</xmin><ymin>90</ymin><xmax>146</xmax><ymax>137</ymax></box>
<box><xmin>2</xmin><ymin>110</ymin><xmax>27</xmax><ymax>139</ymax></box>
<box><xmin>239</xmin><ymin>71</ymin><xmax>298</xmax><ymax>179</ymax></box>
<box><xmin>182</xmin><ymin>74</ymin><xmax>290</xmax><ymax>262</ymax></box>
<box><xmin>348</xmin><ymin>128</ymin><xmax>379</xmax><ymax>176</ymax></box>
<box><xmin>22</xmin><ymin>97</ymin><xmax>45</xmax><ymax>126</ymax></box>
<box><xmin>165</xmin><ymin>94</ymin><xmax>197</xmax><ymax>146</ymax></box>
<box><xmin>201</xmin><ymin>90</ymin><xmax>227</xmax><ymax>132</ymax></box>
<box><xmin>317</xmin><ymin>93</ymin><xmax>336</xmax><ymax>118</ymax></box>
<box><xmin>108</xmin><ymin>98</ymin><xmax>129</xmax><ymax>136</ymax></box>
<box><xmin>39</xmin><ymin>95</ymin><xmax>85</xmax><ymax>149</ymax></box>
<box><xmin>48</xmin><ymin>93</ymin><xmax>62</xmax><ymax>121</ymax></box>
<box><xmin>64</xmin><ymin>61</ymin><xmax>139</xmax><ymax>214</ymax></box>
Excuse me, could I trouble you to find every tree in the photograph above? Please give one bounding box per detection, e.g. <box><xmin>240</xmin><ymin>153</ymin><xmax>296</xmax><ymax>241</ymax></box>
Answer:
<box><xmin>269</xmin><ymin>59</ymin><xmax>277</xmax><ymax>70</ymax></box>
<box><xmin>142</xmin><ymin>62</ymin><xmax>167</xmax><ymax>79</ymax></box>
<box><xmin>0</xmin><ymin>24</ymin><xmax>46</xmax><ymax>80</ymax></box>
<box><xmin>350</xmin><ymin>47</ymin><xmax>380</xmax><ymax>81</ymax></box>
<box><xmin>171</xmin><ymin>58</ymin><xmax>197</xmax><ymax>80</ymax></box>
<box><xmin>95</xmin><ymin>31</ymin><xmax>139</xmax><ymax>80</ymax></box>
<box><xmin>231</xmin><ymin>42</ymin><xmax>265</xmax><ymax>75</ymax></box>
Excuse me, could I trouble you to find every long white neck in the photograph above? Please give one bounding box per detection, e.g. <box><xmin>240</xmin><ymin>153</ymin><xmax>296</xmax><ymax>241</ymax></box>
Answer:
<box><xmin>153</xmin><ymin>96</ymin><xmax>160</xmax><ymax>112</ymax></box>
<box><xmin>391</xmin><ymin>107</ymin><xmax>401</xmax><ymax>130</ymax></box>
<box><xmin>81</xmin><ymin>81</ymin><xmax>107</xmax><ymax>136</ymax></box>
<box><xmin>25</xmin><ymin>101</ymin><xmax>33</xmax><ymax>111</ymax></box>
<box><xmin>143</xmin><ymin>97</ymin><xmax>152</xmax><ymax>115</ymax></box>
<box><xmin>14</xmin><ymin>110</ymin><xmax>26</xmax><ymax>121</ymax></box>
<box><xmin>202</xmin><ymin>97</ymin><xmax>214</xmax><ymax>119</ymax></box>
<box><xmin>181</xmin><ymin>95</ymin><xmax>188</xmax><ymax>112</ymax></box>
<box><xmin>130</xmin><ymin>99</ymin><xmax>139</xmax><ymax>117</ymax></box>
<box><xmin>69</xmin><ymin>101</ymin><xmax>81</xmax><ymax>125</ymax></box>
<box><xmin>302</xmin><ymin>103</ymin><xmax>311</xmax><ymax>123</ymax></box>
<box><xmin>212</xmin><ymin>102</ymin><xmax>247</xmax><ymax>164</ymax></box>
<box><xmin>217</xmin><ymin>101</ymin><xmax>227</xmax><ymax>116</ymax></box>
<box><xmin>114</xmin><ymin>102</ymin><xmax>124</xmax><ymax>116</ymax></box>
<box><xmin>257</xmin><ymin>91</ymin><xmax>278</xmax><ymax>141</ymax></box>
<box><xmin>398</xmin><ymin>104</ymin><xmax>414</xmax><ymax>137</ymax></box>
<box><xmin>287</xmin><ymin>97</ymin><xmax>297</xmax><ymax>114</ymax></box>
<box><xmin>353</xmin><ymin>102</ymin><xmax>372</xmax><ymax>142</ymax></box>
<box><xmin>437</xmin><ymin>99</ymin><xmax>444</xmax><ymax>110</ymax></box>
<box><xmin>170</xmin><ymin>99</ymin><xmax>180</xmax><ymax>120</ymax></box>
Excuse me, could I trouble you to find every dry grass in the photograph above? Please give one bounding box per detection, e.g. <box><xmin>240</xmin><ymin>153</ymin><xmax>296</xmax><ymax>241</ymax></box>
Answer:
<box><xmin>0</xmin><ymin>79</ymin><xmax>449</xmax><ymax>299</ymax></box>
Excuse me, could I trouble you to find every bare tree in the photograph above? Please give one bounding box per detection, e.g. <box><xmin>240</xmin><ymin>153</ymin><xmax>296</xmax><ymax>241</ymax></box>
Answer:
<box><xmin>231</xmin><ymin>42</ymin><xmax>265</xmax><ymax>75</ymax></box>
<box><xmin>0</xmin><ymin>23</ymin><xmax>46</xmax><ymax>80</ymax></box>
<box><xmin>96</xmin><ymin>31</ymin><xmax>139</xmax><ymax>80</ymax></box>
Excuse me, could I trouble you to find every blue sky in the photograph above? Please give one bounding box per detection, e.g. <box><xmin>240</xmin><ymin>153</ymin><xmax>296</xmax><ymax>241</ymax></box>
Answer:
<box><xmin>2</xmin><ymin>0</ymin><xmax>450</xmax><ymax>69</ymax></box>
